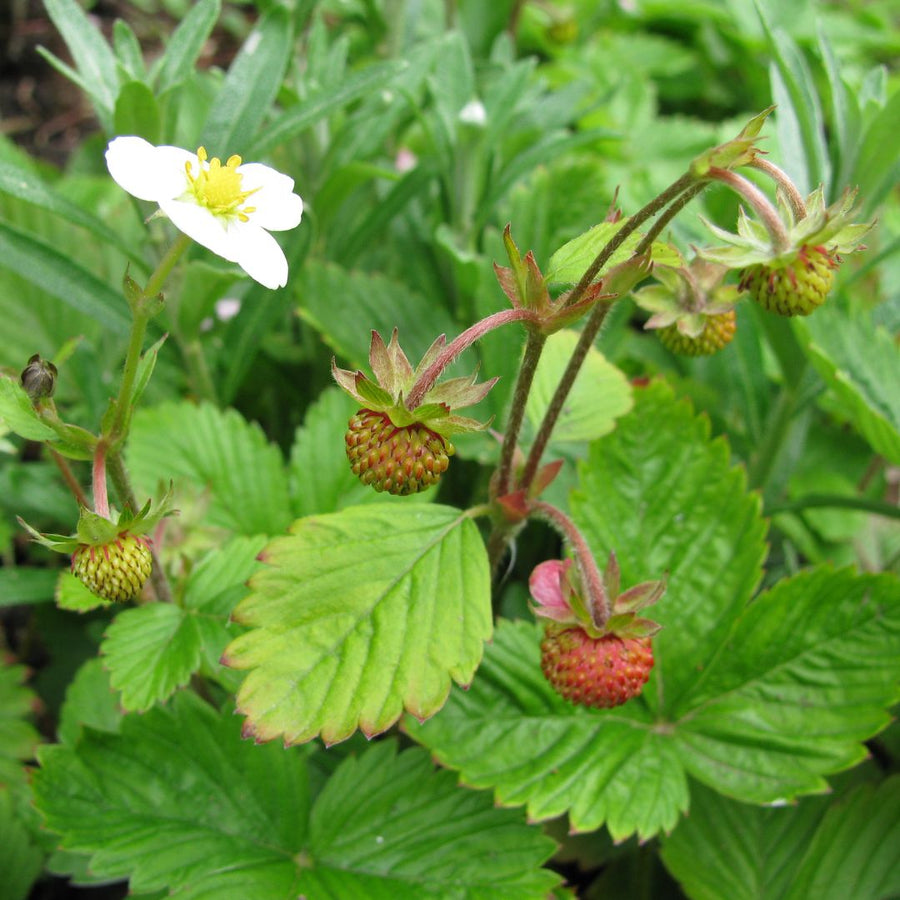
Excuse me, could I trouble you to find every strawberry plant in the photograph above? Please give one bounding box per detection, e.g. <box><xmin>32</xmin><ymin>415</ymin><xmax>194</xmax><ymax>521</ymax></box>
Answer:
<box><xmin>1</xmin><ymin>1</ymin><xmax>899</xmax><ymax>898</ymax></box>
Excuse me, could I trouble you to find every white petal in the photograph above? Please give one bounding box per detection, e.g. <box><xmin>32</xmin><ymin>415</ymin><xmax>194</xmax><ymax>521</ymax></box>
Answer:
<box><xmin>159</xmin><ymin>199</ymin><xmax>240</xmax><ymax>262</ymax></box>
<box><xmin>232</xmin><ymin>225</ymin><xmax>289</xmax><ymax>289</ymax></box>
<box><xmin>237</xmin><ymin>162</ymin><xmax>304</xmax><ymax>231</ymax></box>
<box><xmin>106</xmin><ymin>137</ymin><xmax>193</xmax><ymax>202</ymax></box>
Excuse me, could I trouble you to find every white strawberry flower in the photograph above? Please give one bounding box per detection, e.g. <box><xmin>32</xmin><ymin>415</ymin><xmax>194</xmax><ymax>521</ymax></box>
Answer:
<box><xmin>105</xmin><ymin>136</ymin><xmax>304</xmax><ymax>289</ymax></box>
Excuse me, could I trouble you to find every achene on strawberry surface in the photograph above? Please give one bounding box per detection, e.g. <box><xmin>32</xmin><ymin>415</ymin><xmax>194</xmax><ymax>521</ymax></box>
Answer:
<box><xmin>71</xmin><ymin>532</ymin><xmax>153</xmax><ymax>602</ymax></box>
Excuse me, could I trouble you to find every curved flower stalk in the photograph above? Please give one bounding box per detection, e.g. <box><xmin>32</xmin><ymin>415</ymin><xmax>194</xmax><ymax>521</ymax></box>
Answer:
<box><xmin>105</xmin><ymin>137</ymin><xmax>304</xmax><ymax>289</ymax></box>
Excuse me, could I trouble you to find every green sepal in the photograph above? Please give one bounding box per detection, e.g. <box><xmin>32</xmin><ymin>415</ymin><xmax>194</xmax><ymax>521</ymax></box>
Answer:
<box><xmin>123</xmin><ymin>270</ymin><xmax>143</xmax><ymax>311</ymax></box>
<box><xmin>355</xmin><ymin>377</ymin><xmax>393</xmax><ymax>408</ymax></box>
<box><xmin>691</xmin><ymin>106</ymin><xmax>775</xmax><ymax>176</ymax></box>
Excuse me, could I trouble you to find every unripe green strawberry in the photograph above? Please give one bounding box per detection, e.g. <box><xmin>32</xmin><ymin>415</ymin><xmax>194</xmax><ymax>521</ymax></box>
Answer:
<box><xmin>739</xmin><ymin>244</ymin><xmax>837</xmax><ymax>316</ymax></box>
<box><xmin>540</xmin><ymin>624</ymin><xmax>654</xmax><ymax>709</ymax></box>
<box><xmin>345</xmin><ymin>409</ymin><xmax>454</xmax><ymax>495</ymax></box>
<box><xmin>71</xmin><ymin>532</ymin><xmax>153</xmax><ymax>602</ymax></box>
<box><xmin>658</xmin><ymin>309</ymin><xmax>737</xmax><ymax>356</ymax></box>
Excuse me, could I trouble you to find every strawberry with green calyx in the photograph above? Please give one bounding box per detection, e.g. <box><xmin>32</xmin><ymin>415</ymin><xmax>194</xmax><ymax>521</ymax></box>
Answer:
<box><xmin>531</xmin><ymin>553</ymin><xmax>665</xmax><ymax>709</ymax></box>
<box><xmin>701</xmin><ymin>182</ymin><xmax>873</xmax><ymax>317</ymax></box>
<box><xmin>19</xmin><ymin>486</ymin><xmax>175</xmax><ymax>603</ymax></box>
<box><xmin>635</xmin><ymin>259</ymin><xmax>739</xmax><ymax>356</ymax></box>
<box><xmin>333</xmin><ymin>330</ymin><xmax>497</xmax><ymax>496</ymax></box>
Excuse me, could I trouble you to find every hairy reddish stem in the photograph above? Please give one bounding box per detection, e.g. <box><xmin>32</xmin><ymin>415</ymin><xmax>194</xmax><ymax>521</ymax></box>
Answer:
<box><xmin>749</xmin><ymin>157</ymin><xmax>807</xmax><ymax>221</ymax></box>
<box><xmin>707</xmin><ymin>166</ymin><xmax>790</xmax><ymax>252</ymax></box>
<box><xmin>92</xmin><ymin>444</ymin><xmax>110</xmax><ymax>519</ymax></box>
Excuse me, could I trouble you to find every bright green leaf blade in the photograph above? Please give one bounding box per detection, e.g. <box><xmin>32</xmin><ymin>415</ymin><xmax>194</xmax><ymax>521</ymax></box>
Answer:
<box><xmin>225</xmin><ymin>504</ymin><xmax>492</xmax><ymax>745</ymax></box>
<box><xmin>200</xmin><ymin>8</ymin><xmax>293</xmax><ymax>157</ymax></box>
<box><xmin>0</xmin><ymin>159</ymin><xmax>140</xmax><ymax>263</ymax></box>
<box><xmin>114</xmin><ymin>81</ymin><xmax>161</xmax><ymax>144</ymax></box>
<box><xmin>0</xmin><ymin>376</ymin><xmax>57</xmax><ymax>441</ymax></box>
<box><xmin>112</xmin><ymin>19</ymin><xmax>145</xmax><ymax>81</ymax></box>
<box><xmin>296</xmin><ymin>260</ymin><xmax>458</xmax><ymax>369</ymax></box>
<box><xmin>308</xmin><ymin>740</ymin><xmax>560</xmax><ymax>898</ymax></box>
<box><xmin>0</xmin><ymin>221</ymin><xmax>130</xmax><ymax>333</ymax></box>
<box><xmin>0</xmin><ymin>787</ymin><xmax>44</xmax><ymax>900</ymax></box>
<box><xmin>126</xmin><ymin>402</ymin><xmax>292</xmax><ymax>535</ymax></box>
<box><xmin>56</xmin><ymin>572</ymin><xmax>113</xmax><ymax>613</ymax></box>
<box><xmin>32</xmin><ymin>693</ymin><xmax>310</xmax><ymax>897</ymax></box>
<box><xmin>545</xmin><ymin>221</ymin><xmax>679</xmax><ymax>284</ymax></box>
<box><xmin>526</xmin><ymin>330</ymin><xmax>633</xmax><ymax>444</ymax></box>
<box><xmin>796</xmin><ymin>307</ymin><xmax>900</xmax><ymax>464</ymax></box>
<box><xmin>852</xmin><ymin>87</ymin><xmax>900</xmax><ymax>216</ymax></box>
<box><xmin>785</xmin><ymin>776</ymin><xmax>900</xmax><ymax>900</ymax></box>
<box><xmin>43</xmin><ymin>0</ymin><xmax>119</xmax><ymax>130</ymax></box>
<box><xmin>247</xmin><ymin>60</ymin><xmax>408</xmax><ymax>157</ymax></box>
<box><xmin>155</xmin><ymin>0</ymin><xmax>221</xmax><ymax>94</ymax></box>
<box><xmin>570</xmin><ymin>382</ymin><xmax>767</xmax><ymax>712</ymax></box>
<box><xmin>407</xmin><ymin>619</ymin><xmax>690</xmax><ymax>842</ymax></box>
<box><xmin>660</xmin><ymin>781</ymin><xmax>833</xmax><ymax>900</ymax></box>
<box><xmin>58</xmin><ymin>658</ymin><xmax>123</xmax><ymax>745</ymax></box>
<box><xmin>675</xmin><ymin>567</ymin><xmax>900</xmax><ymax>803</ymax></box>
<box><xmin>102</xmin><ymin>603</ymin><xmax>203</xmax><ymax>711</ymax></box>
<box><xmin>103</xmin><ymin>536</ymin><xmax>266</xmax><ymax>710</ymax></box>
<box><xmin>0</xmin><ymin>663</ymin><xmax>40</xmax><ymax>790</ymax></box>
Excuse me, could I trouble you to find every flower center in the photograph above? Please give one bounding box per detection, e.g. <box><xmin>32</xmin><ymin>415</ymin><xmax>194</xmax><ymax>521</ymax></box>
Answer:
<box><xmin>185</xmin><ymin>147</ymin><xmax>258</xmax><ymax>221</ymax></box>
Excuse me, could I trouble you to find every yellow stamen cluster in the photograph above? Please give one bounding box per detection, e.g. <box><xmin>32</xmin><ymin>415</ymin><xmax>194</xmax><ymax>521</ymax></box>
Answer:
<box><xmin>185</xmin><ymin>147</ymin><xmax>258</xmax><ymax>222</ymax></box>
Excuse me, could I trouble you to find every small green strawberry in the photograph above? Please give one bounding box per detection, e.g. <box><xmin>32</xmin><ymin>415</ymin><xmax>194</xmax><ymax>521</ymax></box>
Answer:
<box><xmin>19</xmin><ymin>486</ymin><xmax>175</xmax><ymax>603</ymax></box>
<box><xmin>635</xmin><ymin>259</ymin><xmax>739</xmax><ymax>356</ymax></box>
<box><xmin>334</xmin><ymin>330</ymin><xmax>495</xmax><ymax>495</ymax></box>
<box><xmin>701</xmin><ymin>187</ymin><xmax>872</xmax><ymax>317</ymax></box>
<box><xmin>530</xmin><ymin>555</ymin><xmax>664</xmax><ymax>709</ymax></box>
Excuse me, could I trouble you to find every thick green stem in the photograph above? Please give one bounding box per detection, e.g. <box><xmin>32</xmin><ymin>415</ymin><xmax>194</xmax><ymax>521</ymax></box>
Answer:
<box><xmin>495</xmin><ymin>329</ymin><xmax>547</xmax><ymax>497</ymax></box>
<box><xmin>107</xmin><ymin>450</ymin><xmax>173</xmax><ymax>604</ymax></box>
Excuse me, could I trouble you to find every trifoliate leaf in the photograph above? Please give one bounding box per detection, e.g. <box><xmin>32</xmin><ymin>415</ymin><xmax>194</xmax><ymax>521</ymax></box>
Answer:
<box><xmin>0</xmin><ymin>663</ymin><xmax>40</xmax><ymax>791</ymax></box>
<box><xmin>660</xmin><ymin>777</ymin><xmax>900</xmax><ymax>900</ymax></box>
<box><xmin>102</xmin><ymin>537</ymin><xmax>266</xmax><ymax>711</ymax></box>
<box><xmin>410</xmin><ymin>385</ymin><xmax>900</xmax><ymax>840</ymax></box>
<box><xmin>33</xmin><ymin>694</ymin><xmax>559</xmax><ymax>898</ymax></box>
<box><xmin>224</xmin><ymin>504</ymin><xmax>491</xmax><ymax>745</ymax></box>
<box><xmin>526</xmin><ymin>329</ymin><xmax>633</xmax><ymax>444</ymax></box>
<box><xmin>127</xmin><ymin>402</ymin><xmax>292</xmax><ymax>535</ymax></box>
<box><xmin>797</xmin><ymin>306</ymin><xmax>900</xmax><ymax>465</ymax></box>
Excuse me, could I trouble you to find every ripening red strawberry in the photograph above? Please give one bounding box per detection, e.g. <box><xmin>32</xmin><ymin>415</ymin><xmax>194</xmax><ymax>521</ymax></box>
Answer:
<box><xmin>71</xmin><ymin>532</ymin><xmax>153</xmax><ymax>602</ymax></box>
<box><xmin>540</xmin><ymin>624</ymin><xmax>654</xmax><ymax>709</ymax></box>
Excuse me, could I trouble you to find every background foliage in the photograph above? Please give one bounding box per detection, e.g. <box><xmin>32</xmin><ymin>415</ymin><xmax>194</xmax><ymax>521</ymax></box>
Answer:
<box><xmin>1</xmin><ymin>0</ymin><xmax>899</xmax><ymax>897</ymax></box>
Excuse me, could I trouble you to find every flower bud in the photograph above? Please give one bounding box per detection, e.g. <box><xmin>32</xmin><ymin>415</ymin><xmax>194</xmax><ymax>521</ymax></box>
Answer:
<box><xmin>20</xmin><ymin>354</ymin><xmax>57</xmax><ymax>401</ymax></box>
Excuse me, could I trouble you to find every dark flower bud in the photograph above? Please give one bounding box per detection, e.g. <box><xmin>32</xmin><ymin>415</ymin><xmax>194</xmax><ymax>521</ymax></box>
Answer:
<box><xmin>20</xmin><ymin>354</ymin><xmax>58</xmax><ymax>401</ymax></box>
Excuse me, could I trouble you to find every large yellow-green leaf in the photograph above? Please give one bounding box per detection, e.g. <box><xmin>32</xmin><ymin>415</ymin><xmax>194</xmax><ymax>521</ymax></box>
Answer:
<box><xmin>224</xmin><ymin>504</ymin><xmax>491</xmax><ymax>745</ymax></box>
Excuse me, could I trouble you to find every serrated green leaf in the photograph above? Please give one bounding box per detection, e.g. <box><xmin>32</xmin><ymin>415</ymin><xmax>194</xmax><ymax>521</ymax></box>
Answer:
<box><xmin>114</xmin><ymin>81</ymin><xmax>161</xmax><ymax>144</ymax></box>
<box><xmin>0</xmin><ymin>376</ymin><xmax>58</xmax><ymax>441</ymax></box>
<box><xmin>199</xmin><ymin>8</ymin><xmax>293</xmax><ymax>157</ymax></box>
<box><xmin>126</xmin><ymin>402</ymin><xmax>292</xmax><ymax>535</ymax></box>
<box><xmin>0</xmin><ymin>786</ymin><xmax>44</xmax><ymax>900</ymax></box>
<box><xmin>661</xmin><ymin>777</ymin><xmax>900</xmax><ymax>900</ymax></box>
<box><xmin>58</xmin><ymin>658</ymin><xmax>123</xmax><ymax>745</ymax></box>
<box><xmin>796</xmin><ymin>307</ymin><xmax>900</xmax><ymax>464</ymax></box>
<box><xmin>0</xmin><ymin>664</ymin><xmax>40</xmax><ymax>790</ymax></box>
<box><xmin>43</xmin><ymin>0</ymin><xmax>119</xmax><ymax>130</ymax></box>
<box><xmin>570</xmin><ymin>381</ymin><xmax>767</xmax><ymax>711</ymax></box>
<box><xmin>225</xmin><ymin>504</ymin><xmax>491</xmax><ymax>745</ymax></box>
<box><xmin>0</xmin><ymin>221</ymin><xmax>130</xmax><ymax>333</ymax></box>
<box><xmin>56</xmin><ymin>572</ymin><xmax>113</xmax><ymax>613</ymax></box>
<box><xmin>296</xmin><ymin>260</ymin><xmax>458</xmax><ymax>370</ymax></box>
<box><xmin>525</xmin><ymin>329</ymin><xmax>633</xmax><ymax>444</ymax></box>
<box><xmin>155</xmin><ymin>0</ymin><xmax>221</xmax><ymax>94</ymax></box>
<box><xmin>33</xmin><ymin>695</ymin><xmax>557</xmax><ymax>898</ymax></box>
<box><xmin>103</xmin><ymin>537</ymin><xmax>266</xmax><ymax>710</ymax></box>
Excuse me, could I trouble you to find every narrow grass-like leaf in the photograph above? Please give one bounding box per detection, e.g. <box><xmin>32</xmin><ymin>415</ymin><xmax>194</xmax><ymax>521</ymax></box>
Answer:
<box><xmin>199</xmin><ymin>8</ymin><xmax>293</xmax><ymax>157</ymax></box>
<box><xmin>796</xmin><ymin>307</ymin><xmax>900</xmax><ymax>464</ymax></box>
<box><xmin>0</xmin><ymin>222</ymin><xmax>130</xmax><ymax>333</ymax></box>
<box><xmin>112</xmin><ymin>20</ymin><xmax>145</xmax><ymax>82</ymax></box>
<box><xmin>43</xmin><ymin>0</ymin><xmax>119</xmax><ymax>130</ymax></box>
<box><xmin>155</xmin><ymin>0</ymin><xmax>221</xmax><ymax>94</ymax></box>
<box><xmin>225</xmin><ymin>504</ymin><xmax>491</xmax><ymax>745</ymax></box>
<box><xmin>525</xmin><ymin>329</ymin><xmax>633</xmax><ymax>444</ymax></box>
<box><xmin>126</xmin><ymin>402</ymin><xmax>292</xmax><ymax>535</ymax></box>
<box><xmin>114</xmin><ymin>81</ymin><xmax>161</xmax><ymax>144</ymax></box>
<box><xmin>852</xmin><ymin>87</ymin><xmax>900</xmax><ymax>216</ymax></box>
